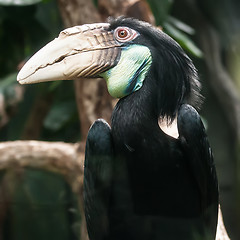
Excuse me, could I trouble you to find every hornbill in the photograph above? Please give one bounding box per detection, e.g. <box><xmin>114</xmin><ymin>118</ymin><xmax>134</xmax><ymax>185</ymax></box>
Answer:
<box><xmin>17</xmin><ymin>17</ymin><xmax>218</xmax><ymax>240</ymax></box>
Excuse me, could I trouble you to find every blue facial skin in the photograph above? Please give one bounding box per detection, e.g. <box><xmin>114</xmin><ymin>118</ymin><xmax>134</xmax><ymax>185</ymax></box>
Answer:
<box><xmin>100</xmin><ymin>45</ymin><xmax>152</xmax><ymax>99</ymax></box>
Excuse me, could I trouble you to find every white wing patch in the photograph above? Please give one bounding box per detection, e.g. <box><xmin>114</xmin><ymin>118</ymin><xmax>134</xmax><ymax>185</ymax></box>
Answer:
<box><xmin>159</xmin><ymin>118</ymin><xmax>179</xmax><ymax>139</ymax></box>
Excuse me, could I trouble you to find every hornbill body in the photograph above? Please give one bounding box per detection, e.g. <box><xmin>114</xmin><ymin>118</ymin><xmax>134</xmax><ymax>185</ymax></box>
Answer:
<box><xmin>17</xmin><ymin>17</ymin><xmax>219</xmax><ymax>240</ymax></box>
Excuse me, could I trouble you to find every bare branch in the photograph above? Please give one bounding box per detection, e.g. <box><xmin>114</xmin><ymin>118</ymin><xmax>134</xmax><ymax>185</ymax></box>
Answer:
<box><xmin>0</xmin><ymin>141</ymin><xmax>88</xmax><ymax>240</ymax></box>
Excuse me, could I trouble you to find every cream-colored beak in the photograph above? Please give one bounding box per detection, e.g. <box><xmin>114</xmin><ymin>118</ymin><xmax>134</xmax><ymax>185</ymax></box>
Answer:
<box><xmin>17</xmin><ymin>23</ymin><xmax>121</xmax><ymax>84</ymax></box>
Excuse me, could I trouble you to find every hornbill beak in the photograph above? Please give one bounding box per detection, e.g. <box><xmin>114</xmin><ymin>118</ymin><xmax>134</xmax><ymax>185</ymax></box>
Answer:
<box><xmin>17</xmin><ymin>23</ymin><xmax>121</xmax><ymax>84</ymax></box>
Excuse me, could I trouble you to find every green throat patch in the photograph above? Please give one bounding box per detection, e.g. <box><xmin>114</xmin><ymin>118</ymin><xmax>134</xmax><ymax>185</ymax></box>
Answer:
<box><xmin>100</xmin><ymin>44</ymin><xmax>152</xmax><ymax>98</ymax></box>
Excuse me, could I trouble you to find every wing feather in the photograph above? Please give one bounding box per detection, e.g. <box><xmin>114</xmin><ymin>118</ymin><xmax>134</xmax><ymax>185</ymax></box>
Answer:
<box><xmin>177</xmin><ymin>104</ymin><xmax>219</xmax><ymax>236</ymax></box>
<box><xmin>84</xmin><ymin>119</ymin><xmax>113</xmax><ymax>240</ymax></box>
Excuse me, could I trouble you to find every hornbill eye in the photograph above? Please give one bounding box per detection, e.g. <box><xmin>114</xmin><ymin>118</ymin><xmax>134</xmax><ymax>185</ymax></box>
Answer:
<box><xmin>114</xmin><ymin>27</ymin><xmax>139</xmax><ymax>43</ymax></box>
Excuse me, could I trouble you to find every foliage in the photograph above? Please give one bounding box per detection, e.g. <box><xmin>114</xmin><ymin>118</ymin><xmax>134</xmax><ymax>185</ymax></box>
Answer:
<box><xmin>2</xmin><ymin>168</ymin><xmax>81</xmax><ymax>240</ymax></box>
<box><xmin>0</xmin><ymin>1</ymin><xmax>80</xmax><ymax>142</ymax></box>
<box><xmin>147</xmin><ymin>0</ymin><xmax>203</xmax><ymax>57</ymax></box>
<box><xmin>163</xmin><ymin>18</ymin><xmax>203</xmax><ymax>58</ymax></box>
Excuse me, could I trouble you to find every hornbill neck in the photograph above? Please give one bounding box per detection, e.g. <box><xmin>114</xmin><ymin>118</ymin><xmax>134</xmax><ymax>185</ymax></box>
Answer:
<box><xmin>111</xmin><ymin>78</ymin><xmax>163</xmax><ymax>147</ymax></box>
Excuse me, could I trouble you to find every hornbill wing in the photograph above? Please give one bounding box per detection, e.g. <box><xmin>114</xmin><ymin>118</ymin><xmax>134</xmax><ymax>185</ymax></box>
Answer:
<box><xmin>177</xmin><ymin>104</ymin><xmax>219</xmax><ymax>232</ymax></box>
<box><xmin>84</xmin><ymin>119</ymin><xmax>113</xmax><ymax>240</ymax></box>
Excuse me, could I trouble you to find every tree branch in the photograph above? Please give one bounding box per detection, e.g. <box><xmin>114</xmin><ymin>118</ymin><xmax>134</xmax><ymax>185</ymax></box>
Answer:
<box><xmin>0</xmin><ymin>141</ymin><xmax>87</xmax><ymax>240</ymax></box>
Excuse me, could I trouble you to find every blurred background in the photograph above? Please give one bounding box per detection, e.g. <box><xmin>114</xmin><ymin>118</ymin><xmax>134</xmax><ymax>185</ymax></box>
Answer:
<box><xmin>0</xmin><ymin>0</ymin><xmax>239</xmax><ymax>239</ymax></box>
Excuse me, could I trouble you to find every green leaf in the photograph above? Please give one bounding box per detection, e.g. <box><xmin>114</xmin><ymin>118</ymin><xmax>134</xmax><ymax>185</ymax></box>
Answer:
<box><xmin>44</xmin><ymin>101</ymin><xmax>77</xmax><ymax>131</ymax></box>
<box><xmin>92</xmin><ymin>0</ymin><xmax>98</xmax><ymax>7</ymax></box>
<box><xmin>0</xmin><ymin>0</ymin><xmax>41</xmax><ymax>6</ymax></box>
<box><xmin>0</xmin><ymin>73</ymin><xmax>23</xmax><ymax>109</ymax></box>
<box><xmin>35</xmin><ymin>0</ymin><xmax>63</xmax><ymax>38</ymax></box>
<box><xmin>147</xmin><ymin>0</ymin><xmax>174</xmax><ymax>25</ymax></box>
<box><xmin>5</xmin><ymin>84</ymin><xmax>38</xmax><ymax>140</ymax></box>
<box><xmin>0</xmin><ymin>72</ymin><xmax>17</xmax><ymax>91</ymax></box>
<box><xmin>168</xmin><ymin>16</ymin><xmax>195</xmax><ymax>35</ymax></box>
<box><xmin>47</xmin><ymin>80</ymin><xmax>63</xmax><ymax>92</ymax></box>
<box><xmin>163</xmin><ymin>22</ymin><xmax>203</xmax><ymax>58</ymax></box>
<box><xmin>6</xmin><ymin>168</ymin><xmax>81</xmax><ymax>240</ymax></box>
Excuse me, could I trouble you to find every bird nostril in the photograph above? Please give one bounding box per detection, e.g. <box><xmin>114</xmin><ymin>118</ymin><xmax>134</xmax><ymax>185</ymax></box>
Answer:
<box><xmin>55</xmin><ymin>55</ymin><xmax>66</xmax><ymax>63</ymax></box>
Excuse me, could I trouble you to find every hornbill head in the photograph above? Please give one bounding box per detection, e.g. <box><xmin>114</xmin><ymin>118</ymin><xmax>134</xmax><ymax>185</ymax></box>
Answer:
<box><xmin>17</xmin><ymin>17</ymin><xmax>201</xmax><ymax>120</ymax></box>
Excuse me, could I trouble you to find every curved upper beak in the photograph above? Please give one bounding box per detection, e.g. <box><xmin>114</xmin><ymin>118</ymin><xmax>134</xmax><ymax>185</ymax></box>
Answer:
<box><xmin>17</xmin><ymin>23</ymin><xmax>121</xmax><ymax>84</ymax></box>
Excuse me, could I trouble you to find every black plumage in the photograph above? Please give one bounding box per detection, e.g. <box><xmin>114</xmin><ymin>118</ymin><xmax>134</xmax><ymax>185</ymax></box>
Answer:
<box><xmin>84</xmin><ymin>18</ymin><xmax>218</xmax><ymax>240</ymax></box>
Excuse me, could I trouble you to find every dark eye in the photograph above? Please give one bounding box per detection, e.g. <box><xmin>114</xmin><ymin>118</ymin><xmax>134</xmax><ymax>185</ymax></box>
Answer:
<box><xmin>118</xmin><ymin>29</ymin><xmax>128</xmax><ymax>38</ymax></box>
<box><xmin>114</xmin><ymin>27</ymin><xmax>139</xmax><ymax>43</ymax></box>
